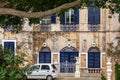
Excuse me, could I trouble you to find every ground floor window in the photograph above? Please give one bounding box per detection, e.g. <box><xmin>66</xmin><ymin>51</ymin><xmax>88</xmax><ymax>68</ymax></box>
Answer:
<box><xmin>2</xmin><ymin>40</ymin><xmax>16</xmax><ymax>55</ymax></box>
<box><xmin>88</xmin><ymin>47</ymin><xmax>101</xmax><ymax>68</ymax></box>
<box><xmin>39</xmin><ymin>46</ymin><xmax>51</xmax><ymax>63</ymax></box>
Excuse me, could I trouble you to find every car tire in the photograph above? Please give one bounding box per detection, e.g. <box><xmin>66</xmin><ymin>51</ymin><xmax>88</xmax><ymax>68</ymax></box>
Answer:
<box><xmin>46</xmin><ymin>75</ymin><xmax>53</xmax><ymax>80</ymax></box>
<box><xmin>23</xmin><ymin>75</ymin><xmax>27</xmax><ymax>80</ymax></box>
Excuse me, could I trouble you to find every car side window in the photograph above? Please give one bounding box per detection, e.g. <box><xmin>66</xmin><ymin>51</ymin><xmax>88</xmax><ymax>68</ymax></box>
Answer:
<box><xmin>30</xmin><ymin>65</ymin><xmax>40</xmax><ymax>71</ymax></box>
<box><xmin>41</xmin><ymin>65</ymin><xmax>50</xmax><ymax>70</ymax></box>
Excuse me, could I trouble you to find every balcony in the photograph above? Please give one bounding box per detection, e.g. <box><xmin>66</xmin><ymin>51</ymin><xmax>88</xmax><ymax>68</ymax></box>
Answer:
<box><xmin>80</xmin><ymin>68</ymin><xmax>101</xmax><ymax>77</ymax></box>
<box><xmin>88</xmin><ymin>24</ymin><xmax>100</xmax><ymax>31</ymax></box>
<box><xmin>61</xmin><ymin>24</ymin><xmax>79</xmax><ymax>31</ymax></box>
<box><xmin>40</xmin><ymin>24</ymin><xmax>51</xmax><ymax>32</ymax></box>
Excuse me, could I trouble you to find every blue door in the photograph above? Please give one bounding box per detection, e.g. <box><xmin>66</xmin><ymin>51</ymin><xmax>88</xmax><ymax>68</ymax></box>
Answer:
<box><xmin>60</xmin><ymin>52</ymin><xmax>78</xmax><ymax>63</ymax></box>
<box><xmin>88</xmin><ymin>52</ymin><xmax>100</xmax><ymax>68</ymax></box>
<box><xmin>39</xmin><ymin>52</ymin><xmax>51</xmax><ymax>63</ymax></box>
<box><xmin>60</xmin><ymin>52</ymin><xmax>78</xmax><ymax>73</ymax></box>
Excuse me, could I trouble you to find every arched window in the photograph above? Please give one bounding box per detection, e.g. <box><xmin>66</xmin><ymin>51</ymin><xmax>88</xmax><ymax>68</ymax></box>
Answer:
<box><xmin>88</xmin><ymin>47</ymin><xmax>101</xmax><ymax>68</ymax></box>
<box><xmin>39</xmin><ymin>46</ymin><xmax>51</xmax><ymax>63</ymax></box>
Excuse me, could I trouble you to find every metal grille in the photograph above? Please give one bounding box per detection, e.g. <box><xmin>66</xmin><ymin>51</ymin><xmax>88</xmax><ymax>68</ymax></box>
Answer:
<box><xmin>60</xmin><ymin>61</ymin><xmax>76</xmax><ymax>73</ymax></box>
<box><xmin>61</xmin><ymin>24</ymin><xmax>79</xmax><ymax>31</ymax></box>
<box><xmin>88</xmin><ymin>24</ymin><xmax>100</xmax><ymax>31</ymax></box>
<box><xmin>40</xmin><ymin>24</ymin><xmax>51</xmax><ymax>32</ymax></box>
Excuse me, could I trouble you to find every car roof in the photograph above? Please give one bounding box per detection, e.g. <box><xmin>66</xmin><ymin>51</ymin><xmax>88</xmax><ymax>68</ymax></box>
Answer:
<box><xmin>33</xmin><ymin>63</ymin><xmax>54</xmax><ymax>66</ymax></box>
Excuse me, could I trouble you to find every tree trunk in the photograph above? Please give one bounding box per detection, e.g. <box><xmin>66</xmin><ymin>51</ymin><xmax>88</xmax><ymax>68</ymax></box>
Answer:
<box><xmin>0</xmin><ymin>0</ymin><xmax>80</xmax><ymax>18</ymax></box>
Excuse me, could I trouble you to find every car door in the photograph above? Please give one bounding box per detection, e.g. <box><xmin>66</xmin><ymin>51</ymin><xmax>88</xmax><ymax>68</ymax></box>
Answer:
<box><xmin>27</xmin><ymin>65</ymin><xmax>40</xmax><ymax>79</ymax></box>
<box><xmin>40</xmin><ymin>65</ymin><xmax>51</xmax><ymax>79</ymax></box>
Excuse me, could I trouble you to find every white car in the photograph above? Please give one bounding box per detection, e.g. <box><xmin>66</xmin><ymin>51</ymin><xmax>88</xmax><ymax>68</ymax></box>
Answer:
<box><xmin>23</xmin><ymin>63</ymin><xmax>58</xmax><ymax>80</ymax></box>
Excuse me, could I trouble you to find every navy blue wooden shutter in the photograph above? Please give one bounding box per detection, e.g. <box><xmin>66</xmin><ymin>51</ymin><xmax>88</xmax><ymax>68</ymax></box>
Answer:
<box><xmin>94</xmin><ymin>52</ymin><xmax>100</xmax><ymax>68</ymax></box>
<box><xmin>4</xmin><ymin>42</ymin><xmax>15</xmax><ymax>54</ymax></box>
<box><xmin>95</xmin><ymin>8</ymin><xmax>100</xmax><ymax>24</ymax></box>
<box><xmin>74</xmin><ymin>8</ymin><xmax>79</xmax><ymax>24</ymax></box>
<box><xmin>88</xmin><ymin>8</ymin><xmax>100</xmax><ymax>25</ymax></box>
<box><xmin>51</xmin><ymin>13</ymin><xmax>56</xmax><ymax>24</ymax></box>
<box><xmin>39</xmin><ymin>52</ymin><xmax>51</xmax><ymax>63</ymax></box>
<box><xmin>88</xmin><ymin>52</ymin><xmax>100</xmax><ymax>68</ymax></box>
<box><xmin>88</xmin><ymin>8</ymin><xmax>94</xmax><ymax>25</ymax></box>
<box><xmin>60</xmin><ymin>13</ymin><xmax>65</xmax><ymax>24</ymax></box>
<box><xmin>60</xmin><ymin>52</ymin><xmax>78</xmax><ymax>63</ymax></box>
<box><xmin>88</xmin><ymin>52</ymin><xmax>94</xmax><ymax>68</ymax></box>
<box><xmin>69</xmin><ymin>52</ymin><xmax>78</xmax><ymax>63</ymax></box>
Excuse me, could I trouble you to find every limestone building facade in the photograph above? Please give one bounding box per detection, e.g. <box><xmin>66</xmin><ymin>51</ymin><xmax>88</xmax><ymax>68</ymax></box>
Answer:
<box><xmin>0</xmin><ymin>7</ymin><xmax>120</xmax><ymax>78</ymax></box>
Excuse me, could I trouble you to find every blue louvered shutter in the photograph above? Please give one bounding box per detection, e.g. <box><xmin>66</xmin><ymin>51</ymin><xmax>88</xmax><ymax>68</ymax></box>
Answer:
<box><xmin>88</xmin><ymin>52</ymin><xmax>94</xmax><ymax>68</ymax></box>
<box><xmin>51</xmin><ymin>13</ymin><xmax>56</xmax><ymax>24</ymax></box>
<box><xmin>94</xmin><ymin>52</ymin><xmax>100</xmax><ymax>68</ymax></box>
<box><xmin>39</xmin><ymin>52</ymin><xmax>51</xmax><ymax>63</ymax></box>
<box><xmin>60</xmin><ymin>13</ymin><xmax>65</xmax><ymax>24</ymax></box>
<box><xmin>4</xmin><ymin>42</ymin><xmax>15</xmax><ymax>54</ymax></box>
<box><xmin>95</xmin><ymin>8</ymin><xmax>100</xmax><ymax>24</ymax></box>
<box><xmin>4</xmin><ymin>42</ymin><xmax>9</xmax><ymax>50</ymax></box>
<box><xmin>88</xmin><ymin>52</ymin><xmax>100</xmax><ymax>68</ymax></box>
<box><xmin>88</xmin><ymin>8</ymin><xmax>95</xmax><ymax>25</ymax></box>
<box><xmin>74</xmin><ymin>8</ymin><xmax>79</xmax><ymax>24</ymax></box>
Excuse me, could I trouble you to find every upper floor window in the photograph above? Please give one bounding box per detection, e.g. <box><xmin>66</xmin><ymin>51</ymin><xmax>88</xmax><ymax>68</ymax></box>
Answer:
<box><xmin>60</xmin><ymin>8</ymin><xmax>79</xmax><ymax>25</ymax></box>
<box><xmin>65</xmin><ymin>9</ymin><xmax>74</xmax><ymax>24</ymax></box>
<box><xmin>88</xmin><ymin>8</ymin><xmax>100</xmax><ymax>31</ymax></box>
<box><xmin>39</xmin><ymin>16</ymin><xmax>51</xmax><ymax>31</ymax></box>
<box><xmin>40</xmin><ymin>16</ymin><xmax>51</xmax><ymax>25</ymax></box>
<box><xmin>60</xmin><ymin>8</ymin><xmax>79</xmax><ymax>31</ymax></box>
<box><xmin>40</xmin><ymin>14</ymin><xmax>56</xmax><ymax>25</ymax></box>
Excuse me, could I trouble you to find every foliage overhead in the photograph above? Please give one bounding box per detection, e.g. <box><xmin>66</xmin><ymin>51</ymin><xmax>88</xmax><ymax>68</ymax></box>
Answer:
<box><xmin>0</xmin><ymin>45</ymin><xmax>29</xmax><ymax>80</ymax></box>
<box><xmin>0</xmin><ymin>0</ymin><xmax>120</xmax><ymax>32</ymax></box>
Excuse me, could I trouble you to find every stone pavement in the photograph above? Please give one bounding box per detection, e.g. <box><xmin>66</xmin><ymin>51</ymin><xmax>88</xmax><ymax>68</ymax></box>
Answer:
<box><xmin>57</xmin><ymin>77</ymin><xmax>101</xmax><ymax>80</ymax></box>
<box><xmin>57</xmin><ymin>77</ymin><xmax>80</xmax><ymax>80</ymax></box>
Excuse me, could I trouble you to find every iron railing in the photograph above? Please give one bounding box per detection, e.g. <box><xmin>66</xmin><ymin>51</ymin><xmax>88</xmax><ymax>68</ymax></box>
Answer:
<box><xmin>61</xmin><ymin>24</ymin><xmax>79</xmax><ymax>31</ymax></box>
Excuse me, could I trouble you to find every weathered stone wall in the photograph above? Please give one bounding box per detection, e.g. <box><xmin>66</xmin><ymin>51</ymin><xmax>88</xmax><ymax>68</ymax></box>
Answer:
<box><xmin>0</xmin><ymin>31</ymin><xmax>33</xmax><ymax>65</ymax></box>
<box><xmin>0</xmin><ymin>8</ymin><xmax>119</xmax><ymax>68</ymax></box>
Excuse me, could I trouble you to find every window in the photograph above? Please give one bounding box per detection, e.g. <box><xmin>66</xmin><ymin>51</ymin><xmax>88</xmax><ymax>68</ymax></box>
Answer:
<box><xmin>40</xmin><ymin>16</ymin><xmax>51</xmax><ymax>25</ymax></box>
<box><xmin>88</xmin><ymin>8</ymin><xmax>100</xmax><ymax>31</ymax></box>
<box><xmin>40</xmin><ymin>16</ymin><xmax>51</xmax><ymax>31</ymax></box>
<box><xmin>60</xmin><ymin>8</ymin><xmax>79</xmax><ymax>25</ymax></box>
<box><xmin>41</xmin><ymin>65</ymin><xmax>50</xmax><ymax>70</ymax></box>
<box><xmin>60</xmin><ymin>8</ymin><xmax>79</xmax><ymax>31</ymax></box>
<box><xmin>2</xmin><ymin>40</ymin><xmax>16</xmax><ymax>55</ymax></box>
<box><xmin>65</xmin><ymin>9</ymin><xmax>74</xmax><ymax>24</ymax></box>
<box><xmin>30</xmin><ymin>65</ymin><xmax>40</xmax><ymax>71</ymax></box>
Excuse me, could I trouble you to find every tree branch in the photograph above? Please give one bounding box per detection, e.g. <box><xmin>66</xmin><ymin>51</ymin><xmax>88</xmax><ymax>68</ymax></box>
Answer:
<box><xmin>0</xmin><ymin>2</ymin><xmax>9</xmax><ymax>8</ymax></box>
<box><xmin>0</xmin><ymin>0</ymin><xmax>80</xmax><ymax>18</ymax></box>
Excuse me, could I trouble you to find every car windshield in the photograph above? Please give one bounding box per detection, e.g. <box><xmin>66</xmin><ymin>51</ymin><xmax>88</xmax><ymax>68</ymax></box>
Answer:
<box><xmin>51</xmin><ymin>64</ymin><xmax>57</xmax><ymax>70</ymax></box>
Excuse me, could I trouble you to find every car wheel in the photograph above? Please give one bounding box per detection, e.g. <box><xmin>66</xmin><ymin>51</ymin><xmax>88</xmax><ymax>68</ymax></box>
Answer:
<box><xmin>46</xmin><ymin>75</ymin><xmax>53</xmax><ymax>80</ymax></box>
<box><xmin>23</xmin><ymin>75</ymin><xmax>27</xmax><ymax>80</ymax></box>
